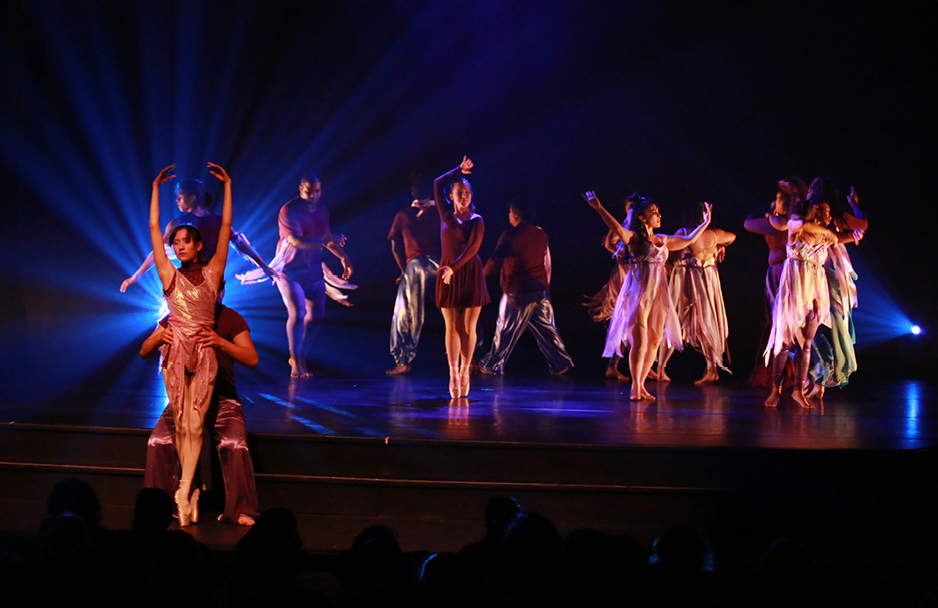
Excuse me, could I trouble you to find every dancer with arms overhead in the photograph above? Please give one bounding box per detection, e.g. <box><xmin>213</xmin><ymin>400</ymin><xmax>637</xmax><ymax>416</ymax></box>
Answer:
<box><xmin>149</xmin><ymin>162</ymin><xmax>232</xmax><ymax>525</ymax></box>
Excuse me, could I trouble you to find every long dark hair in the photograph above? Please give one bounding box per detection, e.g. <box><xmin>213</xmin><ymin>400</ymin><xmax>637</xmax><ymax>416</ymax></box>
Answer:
<box><xmin>805</xmin><ymin>176</ymin><xmax>849</xmax><ymax>227</ymax></box>
<box><xmin>627</xmin><ymin>195</ymin><xmax>656</xmax><ymax>252</ymax></box>
<box><xmin>176</xmin><ymin>179</ymin><xmax>214</xmax><ymax>210</ymax></box>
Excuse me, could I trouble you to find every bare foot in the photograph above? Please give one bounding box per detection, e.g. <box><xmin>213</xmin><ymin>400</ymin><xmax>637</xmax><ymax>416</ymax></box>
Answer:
<box><xmin>657</xmin><ymin>369</ymin><xmax>672</xmax><ymax>383</ymax></box>
<box><xmin>694</xmin><ymin>370</ymin><xmax>719</xmax><ymax>385</ymax></box>
<box><xmin>791</xmin><ymin>389</ymin><xmax>814</xmax><ymax>409</ymax></box>
<box><xmin>646</xmin><ymin>368</ymin><xmax>658</xmax><ymax>380</ymax></box>
<box><xmin>289</xmin><ymin>358</ymin><xmax>312</xmax><ymax>378</ymax></box>
<box><xmin>806</xmin><ymin>384</ymin><xmax>825</xmax><ymax>400</ymax></box>
<box><xmin>550</xmin><ymin>367</ymin><xmax>571</xmax><ymax>376</ymax></box>
<box><xmin>386</xmin><ymin>364</ymin><xmax>411</xmax><ymax>375</ymax></box>
<box><xmin>237</xmin><ymin>514</ymin><xmax>255</xmax><ymax>526</ymax></box>
<box><xmin>764</xmin><ymin>387</ymin><xmax>781</xmax><ymax>408</ymax></box>
<box><xmin>605</xmin><ymin>367</ymin><xmax>629</xmax><ymax>381</ymax></box>
<box><xmin>631</xmin><ymin>383</ymin><xmax>655</xmax><ymax>401</ymax></box>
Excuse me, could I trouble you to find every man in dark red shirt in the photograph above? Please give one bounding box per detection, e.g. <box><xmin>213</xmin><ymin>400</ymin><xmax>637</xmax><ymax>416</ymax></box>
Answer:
<box><xmin>275</xmin><ymin>175</ymin><xmax>352</xmax><ymax>378</ymax></box>
<box><xmin>478</xmin><ymin>204</ymin><xmax>573</xmax><ymax>375</ymax></box>
<box><xmin>386</xmin><ymin>183</ymin><xmax>442</xmax><ymax>374</ymax></box>
<box><xmin>141</xmin><ymin>299</ymin><xmax>259</xmax><ymax>526</ymax></box>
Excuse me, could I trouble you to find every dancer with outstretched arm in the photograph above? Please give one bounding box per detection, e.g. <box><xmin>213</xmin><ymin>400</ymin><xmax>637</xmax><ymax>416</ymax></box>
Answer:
<box><xmin>584</xmin><ymin>191</ymin><xmax>711</xmax><ymax>400</ymax></box>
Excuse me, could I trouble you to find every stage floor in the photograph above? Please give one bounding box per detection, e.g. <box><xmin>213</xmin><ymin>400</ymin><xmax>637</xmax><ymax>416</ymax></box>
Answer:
<box><xmin>2</xmin><ymin>374</ymin><xmax>935</xmax><ymax>554</ymax></box>
<box><xmin>2</xmin><ymin>374</ymin><xmax>934</xmax><ymax>450</ymax></box>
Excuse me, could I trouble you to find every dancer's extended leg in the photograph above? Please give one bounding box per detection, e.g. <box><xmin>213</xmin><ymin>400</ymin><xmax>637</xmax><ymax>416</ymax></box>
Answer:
<box><xmin>277</xmin><ymin>279</ymin><xmax>309</xmax><ymax>377</ymax></box>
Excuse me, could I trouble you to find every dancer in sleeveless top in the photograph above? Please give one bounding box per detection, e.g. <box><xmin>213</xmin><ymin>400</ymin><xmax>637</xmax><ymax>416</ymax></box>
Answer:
<box><xmin>584</xmin><ymin>191</ymin><xmax>711</xmax><ymax>400</ymax></box>
<box><xmin>744</xmin><ymin>178</ymin><xmax>807</xmax><ymax>388</ymax></box>
<box><xmin>583</xmin><ymin>195</ymin><xmax>642</xmax><ymax>381</ymax></box>
<box><xmin>763</xmin><ymin>188</ymin><xmax>864</xmax><ymax>408</ymax></box>
<box><xmin>121</xmin><ymin>178</ymin><xmax>274</xmax><ymax>293</ymax></box>
<box><xmin>434</xmin><ymin>156</ymin><xmax>490</xmax><ymax>398</ymax></box>
<box><xmin>656</xmin><ymin>202</ymin><xmax>736</xmax><ymax>385</ymax></box>
<box><xmin>148</xmin><ymin>162</ymin><xmax>233</xmax><ymax>525</ymax></box>
<box><xmin>803</xmin><ymin>179</ymin><xmax>868</xmax><ymax>400</ymax></box>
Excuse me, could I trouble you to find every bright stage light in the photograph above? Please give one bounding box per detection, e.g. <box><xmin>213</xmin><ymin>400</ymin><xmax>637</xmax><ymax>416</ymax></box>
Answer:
<box><xmin>910</xmin><ymin>325</ymin><xmax>921</xmax><ymax>336</ymax></box>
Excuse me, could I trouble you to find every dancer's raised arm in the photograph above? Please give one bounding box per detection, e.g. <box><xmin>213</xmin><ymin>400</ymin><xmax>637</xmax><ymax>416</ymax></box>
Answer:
<box><xmin>583</xmin><ymin>191</ymin><xmax>635</xmax><ymax>245</ymax></box>
<box><xmin>205</xmin><ymin>162</ymin><xmax>232</xmax><ymax>287</ymax></box>
<box><xmin>434</xmin><ymin>155</ymin><xmax>473</xmax><ymax>222</ymax></box>
<box><xmin>150</xmin><ymin>164</ymin><xmax>177</xmax><ymax>291</ymax></box>
<box><xmin>842</xmin><ymin>187</ymin><xmax>868</xmax><ymax>231</ymax></box>
<box><xmin>663</xmin><ymin>202</ymin><xmax>712</xmax><ymax>250</ymax></box>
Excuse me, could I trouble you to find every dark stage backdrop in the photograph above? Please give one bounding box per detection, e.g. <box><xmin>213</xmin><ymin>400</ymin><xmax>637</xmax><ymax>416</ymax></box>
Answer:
<box><xmin>0</xmin><ymin>0</ymin><xmax>934</xmax><ymax>399</ymax></box>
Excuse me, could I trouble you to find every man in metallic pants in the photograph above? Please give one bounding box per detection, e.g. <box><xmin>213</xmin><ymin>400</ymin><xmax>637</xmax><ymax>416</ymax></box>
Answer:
<box><xmin>387</xmin><ymin>183</ymin><xmax>441</xmax><ymax>374</ymax></box>
<box><xmin>479</xmin><ymin>203</ymin><xmax>573</xmax><ymax>376</ymax></box>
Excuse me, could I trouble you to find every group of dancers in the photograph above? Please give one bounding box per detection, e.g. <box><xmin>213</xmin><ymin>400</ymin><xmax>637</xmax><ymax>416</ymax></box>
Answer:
<box><xmin>121</xmin><ymin>158</ymin><xmax>865</xmax><ymax>525</ymax></box>
<box><xmin>584</xmin><ymin>175</ymin><xmax>865</xmax><ymax>407</ymax></box>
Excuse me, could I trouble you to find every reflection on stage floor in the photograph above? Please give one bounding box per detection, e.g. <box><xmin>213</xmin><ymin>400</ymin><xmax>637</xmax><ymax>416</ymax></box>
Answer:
<box><xmin>2</xmin><ymin>374</ymin><xmax>933</xmax><ymax>450</ymax></box>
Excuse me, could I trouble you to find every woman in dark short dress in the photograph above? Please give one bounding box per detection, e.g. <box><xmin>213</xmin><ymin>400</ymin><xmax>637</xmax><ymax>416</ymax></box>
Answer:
<box><xmin>434</xmin><ymin>156</ymin><xmax>490</xmax><ymax>398</ymax></box>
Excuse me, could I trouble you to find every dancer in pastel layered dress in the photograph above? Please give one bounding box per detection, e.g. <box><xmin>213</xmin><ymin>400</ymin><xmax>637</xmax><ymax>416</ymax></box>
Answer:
<box><xmin>763</xmin><ymin>186</ymin><xmax>864</xmax><ymax>408</ymax></box>
<box><xmin>655</xmin><ymin>202</ymin><xmax>736</xmax><ymax>384</ymax></box>
<box><xmin>804</xmin><ymin>179</ymin><xmax>868</xmax><ymax>400</ymax></box>
<box><xmin>147</xmin><ymin>162</ymin><xmax>232</xmax><ymax>525</ymax></box>
<box><xmin>434</xmin><ymin>156</ymin><xmax>490</xmax><ymax>398</ymax></box>
<box><xmin>744</xmin><ymin>178</ymin><xmax>807</xmax><ymax>388</ymax></box>
<box><xmin>583</xmin><ymin>191</ymin><xmax>711</xmax><ymax>401</ymax></box>
<box><xmin>583</xmin><ymin>195</ymin><xmax>640</xmax><ymax>381</ymax></box>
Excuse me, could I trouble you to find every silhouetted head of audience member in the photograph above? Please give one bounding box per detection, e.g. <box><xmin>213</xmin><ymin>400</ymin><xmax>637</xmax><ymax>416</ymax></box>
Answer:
<box><xmin>236</xmin><ymin>507</ymin><xmax>303</xmax><ymax>557</ymax></box>
<box><xmin>502</xmin><ymin>511</ymin><xmax>563</xmax><ymax>560</ymax></box>
<box><xmin>563</xmin><ymin>528</ymin><xmax>620</xmax><ymax>583</ymax></box>
<box><xmin>485</xmin><ymin>495</ymin><xmax>521</xmax><ymax>541</ymax></box>
<box><xmin>650</xmin><ymin>524</ymin><xmax>709</xmax><ymax>573</ymax></box>
<box><xmin>132</xmin><ymin>488</ymin><xmax>174</xmax><ymax>536</ymax></box>
<box><xmin>420</xmin><ymin>552</ymin><xmax>466</xmax><ymax>586</ymax></box>
<box><xmin>339</xmin><ymin>524</ymin><xmax>405</xmax><ymax>590</ymax></box>
<box><xmin>45</xmin><ymin>478</ymin><xmax>102</xmax><ymax>527</ymax></box>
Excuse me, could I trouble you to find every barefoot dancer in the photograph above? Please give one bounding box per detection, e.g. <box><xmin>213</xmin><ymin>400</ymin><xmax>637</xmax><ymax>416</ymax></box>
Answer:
<box><xmin>656</xmin><ymin>202</ymin><xmax>736</xmax><ymax>384</ymax></box>
<box><xmin>744</xmin><ymin>178</ymin><xmax>806</xmax><ymax>388</ymax></box>
<box><xmin>434</xmin><ymin>156</ymin><xmax>490</xmax><ymax>398</ymax></box>
<box><xmin>149</xmin><ymin>162</ymin><xmax>232</xmax><ymax>525</ymax></box>
<box><xmin>387</xmin><ymin>182</ymin><xmax>441</xmax><ymax>375</ymax></box>
<box><xmin>763</xmin><ymin>189</ymin><xmax>864</xmax><ymax>408</ymax></box>
<box><xmin>584</xmin><ymin>191</ymin><xmax>711</xmax><ymax>400</ymax></box>
<box><xmin>584</xmin><ymin>195</ymin><xmax>640</xmax><ymax>381</ymax></box>
<box><xmin>805</xmin><ymin>179</ymin><xmax>868</xmax><ymax>399</ymax></box>
<box><xmin>478</xmin><ymin>202</ymin><xmax>573</xmax><ymax>376</ymax></box>
<box><xmin>274</xmin><ymin>175</ymin><xmax>353</xmax><ymax>378</ymax></box>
